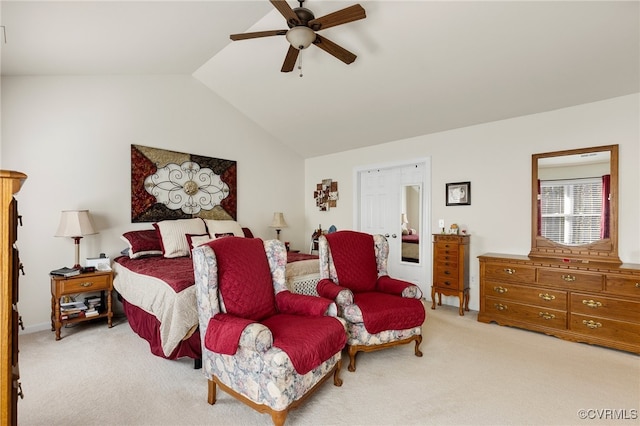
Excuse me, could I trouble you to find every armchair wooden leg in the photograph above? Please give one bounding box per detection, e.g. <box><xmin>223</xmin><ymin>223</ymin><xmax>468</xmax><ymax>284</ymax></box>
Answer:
<box><xmin>414</xmin><ymin>335</ymin><xmax>423</xmax><ymax>357</ymax></box>
<box><xmin>333</xmin><ymin>359</ymin><xmax>343</xmax><ymax>386</ymax></box>
<box><xmin>271</xmin><ymin>410</ymin><xmax>287</xmax><ymax>426</ymax></box>
<box><xmin>347</xmin><ymin>345</ymin><xmax>358</xmax><ymax>372</ymax></box>
<box><xmin>207</xmin><ymin>379</ymin><xmax>217</xmax><ymax>405</ymax></box>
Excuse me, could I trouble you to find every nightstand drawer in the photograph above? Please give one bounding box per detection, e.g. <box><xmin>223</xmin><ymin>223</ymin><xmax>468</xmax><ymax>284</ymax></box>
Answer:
<box><xmin>58</xmin><ymin>274</ymin><xmax>111</xmax><ymax>293</ymax></box>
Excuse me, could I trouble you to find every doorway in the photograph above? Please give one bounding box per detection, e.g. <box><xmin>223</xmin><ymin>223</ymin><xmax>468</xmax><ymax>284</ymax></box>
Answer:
<box><xmin>354</xmin><ymin>158</ymin><xmax>431</xmax><ymax>297</ymax></box>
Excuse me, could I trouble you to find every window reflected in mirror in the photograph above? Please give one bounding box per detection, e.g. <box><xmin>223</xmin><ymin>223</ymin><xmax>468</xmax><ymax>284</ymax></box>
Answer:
<box><xmin>537</xmin><ymin>151</ymin><xmax>610</xmax><ymax>246</ymax></box>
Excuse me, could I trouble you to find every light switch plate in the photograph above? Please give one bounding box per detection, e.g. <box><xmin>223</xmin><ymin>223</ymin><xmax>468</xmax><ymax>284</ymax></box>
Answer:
<box><xmin>438</xmin><ymin>219</ymin><xmax>445</xmax><ymax>228</ymax></box>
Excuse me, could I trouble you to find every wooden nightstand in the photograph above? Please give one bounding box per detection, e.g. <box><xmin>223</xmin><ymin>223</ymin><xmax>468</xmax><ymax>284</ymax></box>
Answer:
<box><xmin>50</xmin><ymin>270</ymin><xmax>114</xmax><ymax>340</ymax></box>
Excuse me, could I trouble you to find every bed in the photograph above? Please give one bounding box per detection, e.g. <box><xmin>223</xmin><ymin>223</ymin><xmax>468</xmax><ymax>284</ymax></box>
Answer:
<box><xmin>113</xmin><ymin>219</ymin><xmax>321</xmax><ymax>364</ymax></box>
<box><xmin>401</xmin><ymin>233</ymin><xmax>420</xmax><ymax>263</ymax></box>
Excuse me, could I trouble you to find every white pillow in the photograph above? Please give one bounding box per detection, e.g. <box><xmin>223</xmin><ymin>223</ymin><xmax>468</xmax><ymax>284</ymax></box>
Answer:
<box><xmin>154</xmin><ymin>218</ymin><xmax>207</xmax><ymax>258</ymax></box>
<box><xmin>188</xmin><ymin>234</ymin><xmax>215</xmax><ymax>249</ymax></box>
<box><xmin>204</xmin><ymin>219</ymin><xmax>244</xmax><ymax>238</ymax></box>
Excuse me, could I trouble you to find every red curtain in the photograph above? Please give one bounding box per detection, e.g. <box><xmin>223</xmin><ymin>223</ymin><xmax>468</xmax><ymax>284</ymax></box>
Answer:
<box><xmin>601</xmin><ymin>174</ymin><xmax>610</xmax><ymax>239</ymax></box>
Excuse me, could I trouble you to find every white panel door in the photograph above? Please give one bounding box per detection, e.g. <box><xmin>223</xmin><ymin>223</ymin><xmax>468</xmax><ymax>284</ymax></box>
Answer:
<box><xmin>357</xmin><ymin>160</ymin><xmax>430</xmax><ymax>296</ymax></box>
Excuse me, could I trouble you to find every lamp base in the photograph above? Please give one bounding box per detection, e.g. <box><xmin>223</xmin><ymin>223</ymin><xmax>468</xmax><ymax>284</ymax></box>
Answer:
<box><xmin>73</xmin><ymin>236</ymin><xmax>83</xmax><ymax>270</ymax></box>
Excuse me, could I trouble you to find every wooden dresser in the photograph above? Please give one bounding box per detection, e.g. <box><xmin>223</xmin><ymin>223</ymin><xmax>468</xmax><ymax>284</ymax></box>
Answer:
<box><xmin>1</xmin><ymin>170</ymin><xmax>27</xmax><ymax>425</ymax></box>
<box><xmin>431</xmin><ymin>234</ymin><xmax>470</xmax><ymax>316</ymax></box>
<box><xmin>478</xmin><ymin>253</ymin><xmax>640</xmax><ymax>354</ymax></box>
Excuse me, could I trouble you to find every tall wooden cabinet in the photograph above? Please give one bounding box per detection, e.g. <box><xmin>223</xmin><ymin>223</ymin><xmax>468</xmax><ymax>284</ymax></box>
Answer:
<box><xmin>1</xmin><ymin>170</ymin><xmax>27</xmax><ymax>425</ymax></box>
<box><xmin>478</xmin><ymin>253</ymin><xmax>640</xmax><ymax>354</ymax></box>
<box><xmin>431</xmin><ymin>234</ymin><xmax>470</xmax><ymax>316</ymax></box>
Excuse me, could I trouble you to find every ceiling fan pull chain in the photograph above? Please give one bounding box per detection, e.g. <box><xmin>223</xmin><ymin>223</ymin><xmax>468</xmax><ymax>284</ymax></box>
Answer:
<box><xmin>298</xmin><ymin>52</ymin><xmax>304</xmax><ymax>78</ymax></box>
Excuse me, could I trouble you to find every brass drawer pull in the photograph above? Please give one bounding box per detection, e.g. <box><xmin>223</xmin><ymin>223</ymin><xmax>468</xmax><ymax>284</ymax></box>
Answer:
<box><xmin>582</xmin><ymin>319</ymin><xmax>602</xmax><ymax>329</ymax></box>
<box><xmin>561</xmin><ymin>274</ymin><xmax>576</xmax><ymax>282</ymax></box>
<box><xmin>79</xmin><ymin>282</ymin><xmax>93</xmax><ymax>288</ymax></box>
<box><xmin>538</xmin><ymin>312</ymin><xmax>556</xmax><ymax>320</ymax></box>
<box><xmin>582</xmin><ymin>299</ymin><xmax>602</xmax><ymax>309</ymax></box>
<box><xmin>636</xmin><ymin>283</ymin><xmax>640</xmax><ymax>288</ymax></box>
<box><xmin>494</xmin><ymin>303</ymin><xmax>508</xmax><ymax>311</ymax></box>
<box><xmin>493</xmin><ymin>286</ymin><xmax>508</xmax><ymax>294</ymax></box>
<box><xmin>503</xmin><ymin>268</ymin><xmax>516</xmax><ymax>275</ymax></box>
<box><xmin>539</xmin><ymin>293</ymin><xmax>556</xmax><ymax>301</ymax></box>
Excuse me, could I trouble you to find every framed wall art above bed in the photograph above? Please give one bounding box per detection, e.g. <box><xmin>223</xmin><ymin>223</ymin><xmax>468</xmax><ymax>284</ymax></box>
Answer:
<box><xmin>131</xmin><ymin>145</ymin><xmax>237</xmax><ymax>223</ymax></box>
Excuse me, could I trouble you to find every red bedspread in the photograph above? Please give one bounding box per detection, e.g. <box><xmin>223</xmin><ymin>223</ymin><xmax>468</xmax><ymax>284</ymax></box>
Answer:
<box><xmin>115</xmin><ymin>256</ymin><xmax>195</xmax><ymax>293</ymax></box>
<box><xmin>287</xmin><ymin>252</ymin><xmax>318</xmax><ymax>262</ymax></box>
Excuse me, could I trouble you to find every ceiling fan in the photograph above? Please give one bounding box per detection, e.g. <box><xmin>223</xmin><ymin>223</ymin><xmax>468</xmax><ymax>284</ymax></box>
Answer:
<box><xmin>230</xmin><ymin>0</ymin><xmax>366</xmax><ymax>73</ymax></box>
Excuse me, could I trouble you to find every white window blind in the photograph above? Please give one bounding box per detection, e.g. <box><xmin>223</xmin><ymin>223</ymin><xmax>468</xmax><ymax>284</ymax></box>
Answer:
<box><xmin>540</xmin><ymin>177</ymin><xmax>602</xmax><ymax>245</ymax></box>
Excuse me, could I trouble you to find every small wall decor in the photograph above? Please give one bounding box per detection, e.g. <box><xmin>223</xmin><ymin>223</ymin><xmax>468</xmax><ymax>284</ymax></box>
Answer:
<box><xmin>446</xmin><ymin>181</ymin><xmax>471</xmax><ymax>206</ymax></box>
<box><xmin>131</xmin><ymin>145</ymin><xmax>237</xmax><ymax>222</ymax></box>
<box><xmin>314</xmin><ymin>178</ymin><xmax>339</xmax><ymax>211</ymax></box>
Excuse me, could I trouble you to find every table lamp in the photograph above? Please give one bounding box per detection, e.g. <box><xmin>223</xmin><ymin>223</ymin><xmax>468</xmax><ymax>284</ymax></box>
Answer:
<box><xmin>55</xmin><ymin>210</ymin><xmax>98</xmax><ymax>269</ymax></box>
<box><xmin>269</xmin><ymin>212</ymin><xmax>288</xmax><ymax>240</ymax></box>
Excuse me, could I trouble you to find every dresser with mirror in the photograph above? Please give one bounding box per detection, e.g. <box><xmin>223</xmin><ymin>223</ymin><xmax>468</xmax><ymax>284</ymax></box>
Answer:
<box><xmin>478</xmin><ymin>145</ymin><xmax>640</xmax><ymax>354</ymax></box>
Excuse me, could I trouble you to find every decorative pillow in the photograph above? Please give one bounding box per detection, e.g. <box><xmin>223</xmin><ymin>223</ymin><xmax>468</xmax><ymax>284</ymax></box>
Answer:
<box><xmin>186</xmin><ymin>233</ymin><xmax>214</xmax><ymax>251</ymax></box>
<box><xmin>204</xmin><ymin>219</ymin><xmax>244</xmax><ymax>238</ymax></box>
<box><xmin>154</xmin><ymin>218</ymin><xmax>207</xmax><ymax>258</ymax></box>
<box><xmin>120</xmin><ymin>230</ymin><xmax>163</xmax><ymax>259</ymax></box>
<box><xmin>214</xmin><ymin>232</ymin><xmax>235</xmax><ymax>239</ymax></box>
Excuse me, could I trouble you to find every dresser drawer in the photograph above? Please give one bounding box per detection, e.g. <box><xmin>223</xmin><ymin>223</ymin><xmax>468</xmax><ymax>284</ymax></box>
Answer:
<box><xmin>571</xmin><ymin>293</ymin><xmax>640</xmax><ymax>324</ymax></box>
<box><xmin>485</xmin><ymin>297</ymin><xmax>567</xmax><ymax>330</ymax></box>
<box><xmin>57</xmin><ymin>274</ymin><xmax>111</xmax><ymax>293</ymax></box>
<box><xmin>485</xmin><ymin>281</ymin><xmax>566</xmax><ymax>310</ymax></box>
<box><xmin>537</xmin><ymin>269</ymin><xmax>603</xmax><ymax>292</ymax></box>
<box><xmin>435</xmin><ymin>270</ymin><xmax>460</xmax><ymax>289</ymax></box>
<box><xmin>570</xmin><ymin>314</ymin><xmax>640</xmax><ymax>343</ymax></box>
<box><xmin>605</xmin><ymin>275</ymin><xmax>640</xmax><ymax>298</ymax></box>
<box><xmin>436</xmin><ymin>250</ymin><xmax>458</xmax><ymax>263</ymax></box>
<box><xmin>483</xmin><ymin>263</ymin><xmax>536</xmax><ymax>284</ymax></box>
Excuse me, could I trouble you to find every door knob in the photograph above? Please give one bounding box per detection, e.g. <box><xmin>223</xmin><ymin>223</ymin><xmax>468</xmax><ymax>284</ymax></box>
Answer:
<box><xmin>391</xmin><ymin>234</ymin><xmax>397</xmax><ymax>238</ymax></box>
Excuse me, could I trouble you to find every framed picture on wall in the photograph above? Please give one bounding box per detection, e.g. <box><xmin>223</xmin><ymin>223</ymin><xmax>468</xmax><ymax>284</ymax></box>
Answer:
<box><xmin>446</xmin><ymin>181</ymin><xmax>471</xmax><ymax>206</ymax></box>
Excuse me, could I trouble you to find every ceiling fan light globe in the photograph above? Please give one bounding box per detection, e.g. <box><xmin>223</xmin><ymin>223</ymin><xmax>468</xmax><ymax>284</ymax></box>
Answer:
<box><xmin>286</xmin><ymin>26</ymin><xmax>315</xmax><ymax>50</ymax></box>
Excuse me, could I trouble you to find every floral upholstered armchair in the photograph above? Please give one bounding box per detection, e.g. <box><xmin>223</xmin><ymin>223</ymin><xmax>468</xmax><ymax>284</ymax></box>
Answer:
<box><xmin>192</xmin><ymin>237</ymin><xmax>346</xmax><ymax>426</ymax></box>
<box><xmin>317</xmin><ymin>230</ymin><xmax>425</xmax><ymax>372</ymax></box>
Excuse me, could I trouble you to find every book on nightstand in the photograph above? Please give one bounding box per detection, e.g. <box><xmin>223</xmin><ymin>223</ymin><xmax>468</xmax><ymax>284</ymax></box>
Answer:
<box><xmin>50</xmin><ymin>267</ymin><xmax>81</xmax><ymax>277</ymax></box>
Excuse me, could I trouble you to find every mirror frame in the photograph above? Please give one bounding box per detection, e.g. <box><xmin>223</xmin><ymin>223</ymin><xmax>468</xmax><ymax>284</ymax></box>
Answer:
<box><xmin>529</xmin><ymin>144</ymin><xmax>620</xmax><ymax>264</ymax></box>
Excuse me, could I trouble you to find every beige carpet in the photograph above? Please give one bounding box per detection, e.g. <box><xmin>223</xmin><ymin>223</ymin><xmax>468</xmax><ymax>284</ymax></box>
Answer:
<box><xmin>18</xmin><ymin>305</ymin><xmax>639</xmax><ymax>426</ymax></box>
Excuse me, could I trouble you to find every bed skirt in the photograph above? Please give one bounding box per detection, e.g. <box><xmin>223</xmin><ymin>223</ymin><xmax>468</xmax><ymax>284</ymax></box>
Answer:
<box><xmin>120</xmin><ymin>297</ymin><xmax>201</xmax><ymax>360</ymax></box>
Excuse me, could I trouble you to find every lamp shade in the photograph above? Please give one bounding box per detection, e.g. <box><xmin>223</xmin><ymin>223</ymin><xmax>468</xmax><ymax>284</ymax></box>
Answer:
<box><xmin>401</xmin><ymin>213</ymin><xmax>409</xmax><ymax>224</ymax></box>
<box><xmin>270</xmin><ymin>212</ymin><xmax>288</xmax><ymax>229</ymax></box>
<box><xmin>286</xmin><ymin>26</ymin><xmax>316</xmax><ymax>50</ymax></box>
<box><xmin>55</xmin><ymin>210</ymin><xmax>97</xmax><ymax>238</ymax></box>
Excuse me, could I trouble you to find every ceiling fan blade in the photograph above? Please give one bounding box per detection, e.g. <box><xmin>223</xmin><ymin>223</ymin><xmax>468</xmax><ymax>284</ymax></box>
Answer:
<box><xmin>270</xmin><ymin>0</ymin><xmax>300</xmax><ymax>27</ymax></box>
<box><xmin>313</xmin><ymin>34</ymin><xmax>357</xmax><ymax>65</ymax></box>
<box><xmin>308</xmin><ymin>4</ymin><xmax>366</xmax><ymax>31</ymax></box>
<box><xmin>230</xmin><ymin>30</ymin><xmax>287</xmax><ymax>41</ymax></box>
<box><xmin>281</xmin><ymin>45</ymin><xmax>299</xmax><ymax>73</ymax></box>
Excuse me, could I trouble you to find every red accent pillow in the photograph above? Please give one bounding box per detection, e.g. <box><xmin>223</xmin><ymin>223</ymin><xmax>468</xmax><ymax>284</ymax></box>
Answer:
<box><xmin>120</xmin><ymin>230</ymin><xmax>162</xmax><ymax>259</ymax></box>
<box><xmin>208</xmin><ymin>238</ymin><xmax>277</xmax><ymax>321</ymax></box>
<box><xmin>326</xmin><ymin>231</ymin><xmax>378</xmax><ymax>292</ymax></box>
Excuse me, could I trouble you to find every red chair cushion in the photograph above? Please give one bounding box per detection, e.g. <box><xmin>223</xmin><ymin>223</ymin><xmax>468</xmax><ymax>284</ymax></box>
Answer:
<box><xmin>262</xmin><ymin>314</ymin><xmax>346</xmax><ymax>375</ymax></box>
<box><xmin>325</xmin><ymin>231</ymin><xmax>378</xmax><ymax>292</ymax></box>
<box><xmin>355</xmin><ymin>292</ymin><xmax>426</xmax><ymax>334</ymax></box>
<box><xmin>207</xmin><ymin>237</ymin><xmax>277</xmax><ymax>321</ymax></box>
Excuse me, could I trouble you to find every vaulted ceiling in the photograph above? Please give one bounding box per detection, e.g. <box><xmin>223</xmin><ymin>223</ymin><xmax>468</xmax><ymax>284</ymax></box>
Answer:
<box><xmin>2</xmin><ymin>1</ymin><xmax>638</xmax><ymax>158</ymax></box>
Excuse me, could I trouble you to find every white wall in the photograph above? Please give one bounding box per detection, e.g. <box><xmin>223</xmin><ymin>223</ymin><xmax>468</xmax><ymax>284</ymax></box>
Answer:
<box><xmin>1</xmin><ymin>75</ymin><xmax>306</xmax><ymax>330</ymax></box>
<box><xmin>305</xmin><ymin>94</ymin><xmax>640</xmax><ymax>311</ymax></box>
